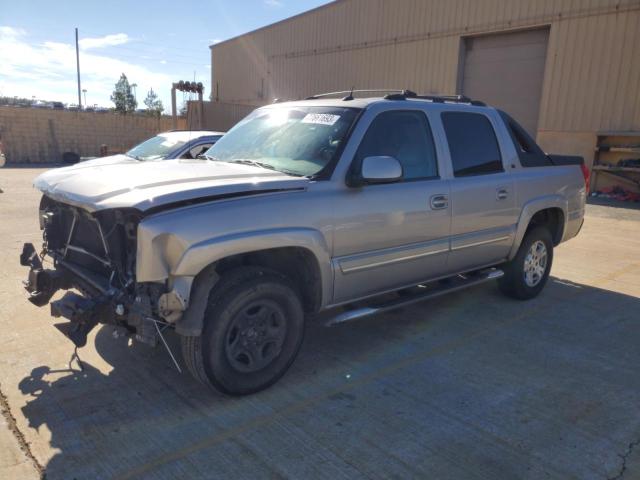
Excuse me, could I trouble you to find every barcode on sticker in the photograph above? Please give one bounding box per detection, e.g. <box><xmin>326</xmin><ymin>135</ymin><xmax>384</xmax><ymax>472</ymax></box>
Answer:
<box><xmin>301</xmin><ymin>113</ymin><xmax>340</xmax><ymax>126</ymax></box>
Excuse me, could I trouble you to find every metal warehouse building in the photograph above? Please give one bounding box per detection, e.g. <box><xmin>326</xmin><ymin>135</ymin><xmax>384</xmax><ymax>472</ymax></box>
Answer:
<box><xmin>202</xmin><ymin>0</ymin><xmax>640</xmax><ymax>189</ymax></box>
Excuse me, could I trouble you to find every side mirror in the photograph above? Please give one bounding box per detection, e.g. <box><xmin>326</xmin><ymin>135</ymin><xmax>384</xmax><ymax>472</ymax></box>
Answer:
<box><xmin>359</xmin><ymin>156</ymin><xmax>403</xmax><ymax>184</ymax></box>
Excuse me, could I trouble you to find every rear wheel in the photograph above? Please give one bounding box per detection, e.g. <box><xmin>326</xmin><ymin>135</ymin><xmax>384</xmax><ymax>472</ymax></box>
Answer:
<box><xmin>181</xmin><ymin>267</ymin><xmax>305</xmax><ymax>395</ymax></box>
<box><xmin>499</xmin><ymin>226</ymin><xmax>553</xmax><ymax>300</ymax></box>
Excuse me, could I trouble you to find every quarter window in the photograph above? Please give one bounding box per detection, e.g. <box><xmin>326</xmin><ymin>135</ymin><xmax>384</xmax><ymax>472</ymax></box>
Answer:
<box><xmin>355</xmin><ymin>110</ymin><xmax>438</xmax><ymax>180</ymax></box>
<box><xmin>442</xmin><ymin>112</ymin><xmax>503</xmax><ymax>177</ymax></box>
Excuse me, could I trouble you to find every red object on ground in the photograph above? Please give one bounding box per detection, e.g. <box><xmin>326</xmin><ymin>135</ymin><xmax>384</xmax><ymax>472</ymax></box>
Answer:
<box><xmin>594</xmin><ymin>185</ymin><xmax>640</xmax><ymax>202</ymax></box>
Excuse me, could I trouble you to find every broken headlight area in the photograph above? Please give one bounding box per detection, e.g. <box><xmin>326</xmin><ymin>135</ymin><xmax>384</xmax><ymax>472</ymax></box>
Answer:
<box><xmin>21</xmin><ymin>196</ymin><xmax>166</xmax><ymax>348</ymax></box>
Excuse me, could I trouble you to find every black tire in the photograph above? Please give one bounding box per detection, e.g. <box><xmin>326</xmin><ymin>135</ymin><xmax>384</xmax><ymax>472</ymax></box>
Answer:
<box><xmin>498</xmin><ymin>226</ymin><xmax>553</xmax><ymax>300</ymax></box>
<box><xmin>181</xmin><ymin>266</ymin><xmax>305</xmax><ymax>395</ymax></box>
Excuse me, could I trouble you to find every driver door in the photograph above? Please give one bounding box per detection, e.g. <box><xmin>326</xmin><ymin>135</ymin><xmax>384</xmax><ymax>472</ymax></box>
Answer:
<box><xmin>331</xmin><ymin>109</ymin><xmax>451</xmax><ymax>303</ymax></box>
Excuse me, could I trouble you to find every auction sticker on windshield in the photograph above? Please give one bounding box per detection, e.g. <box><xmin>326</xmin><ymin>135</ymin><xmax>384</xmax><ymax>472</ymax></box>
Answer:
<box><xmin>301</xmin><ymin>113</ymin><xmax>340</xmax><ymax>126</ymax></box>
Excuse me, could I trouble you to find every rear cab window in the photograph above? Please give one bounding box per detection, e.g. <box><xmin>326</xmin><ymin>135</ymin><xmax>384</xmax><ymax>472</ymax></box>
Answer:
<box><xmin>441</xmin><ymin>111</ymin><xmax>503</xmax><ymax>177</ymax></box>
<box><xmin>498</xmin><ymin>110</ymin><xmax>552</xmax><ymax>167</ymax></box>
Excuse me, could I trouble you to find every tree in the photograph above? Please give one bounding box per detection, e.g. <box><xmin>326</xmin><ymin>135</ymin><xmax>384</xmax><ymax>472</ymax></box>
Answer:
<box><xmin>143</xmin><ymin>88</ymin><xmax>164</xmax><ymax>116</ymax></box>
<box><xmin>110</xmin><ymin>73</ymin><xmax>137</xmax><ymax>113</ymax></box>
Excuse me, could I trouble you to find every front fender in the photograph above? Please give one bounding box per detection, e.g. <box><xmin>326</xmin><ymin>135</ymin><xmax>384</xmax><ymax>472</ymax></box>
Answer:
<box><xmin>508</xmin><ymin>195</ymin><xmax>568</xmax><ymax>260</ymax></box>
<box><xmin>138</xmin><ymin>225</ymin><xmax>333</xmax><ymax>308</ymax></box>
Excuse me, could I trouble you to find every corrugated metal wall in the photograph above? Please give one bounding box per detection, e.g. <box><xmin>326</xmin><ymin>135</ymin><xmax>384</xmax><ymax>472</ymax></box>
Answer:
<box><xmin>210</xmin><ymin>0</ymin><xmax>640</xmax><ymax>134</ymax></box>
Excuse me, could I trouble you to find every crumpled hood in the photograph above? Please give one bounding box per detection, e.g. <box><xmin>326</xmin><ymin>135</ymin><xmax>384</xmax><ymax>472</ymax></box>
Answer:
<box><xmin>34</xmin><ymin>159</ymin><xmax>308</xmax><ymax>212</ymax></box>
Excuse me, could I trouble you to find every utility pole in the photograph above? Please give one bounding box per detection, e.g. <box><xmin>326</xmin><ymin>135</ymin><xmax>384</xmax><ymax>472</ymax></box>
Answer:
<box><xmin>75</xmin><ymin>28</ymin><xmax>82</xmax><ymax>109</ymax></box>
<box><xmin>82</xmin><ymin>89</ymin><xmax>87</xmax><ymax>107</ymax></box>
<box><xmin>171</xmin><ymin>83</ymin><xmax>177</xmax><ymax>129</ymax></box>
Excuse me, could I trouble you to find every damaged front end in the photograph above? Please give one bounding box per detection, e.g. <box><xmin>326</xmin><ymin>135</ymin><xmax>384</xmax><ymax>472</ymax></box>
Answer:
<box><xmin>20</xmin><ymin>196</ymin><xmax>165</xmax><ymax>348</ymax></box>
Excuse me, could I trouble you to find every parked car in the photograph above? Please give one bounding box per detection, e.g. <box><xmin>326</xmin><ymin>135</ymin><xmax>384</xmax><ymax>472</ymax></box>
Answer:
<box><xmin>32</xmin><ymin>101</ymin><xmax>53</xmax><ymax>109</ymax></box>
<box><xmin>21</xmin><ymin>91</ymin><xmax>587</xmax><ymax>395</ymax></box>
<box><xmin>62</xmin><ymin>130</ymin><xmax>225</xmax><ymax>168</ymax></box>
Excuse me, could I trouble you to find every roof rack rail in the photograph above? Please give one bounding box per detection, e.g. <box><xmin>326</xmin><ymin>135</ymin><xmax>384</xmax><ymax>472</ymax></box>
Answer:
<box><xmin>384</xmin><ymin>91</ymin><xmax>486</xmax><ymax>106</ymax></box>
<box><xmin>304</xmin><ymin>89</ymin><xmax>486</xmax><ymax>106</ymax></box>
<box><xmin>305</xmin><ymin>89</ymin><xmax>414</xmax><ymax>101</ymax></box>
<box><xmin>417</xmin><ymin>94</ymin><xmax>486</xmax><ymax>106</ymax></box>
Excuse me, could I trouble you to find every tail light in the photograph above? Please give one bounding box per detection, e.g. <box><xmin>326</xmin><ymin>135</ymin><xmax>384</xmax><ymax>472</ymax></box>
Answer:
<box><xmin>580</xmin><ymin>164</ymin><xmax>590</xmax><ymax>192</ymax></box>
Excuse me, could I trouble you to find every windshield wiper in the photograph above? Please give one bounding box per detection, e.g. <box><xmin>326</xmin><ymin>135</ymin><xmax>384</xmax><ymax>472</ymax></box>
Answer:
<box><xmin>125</xmin><ymin>153</ymin><xmax>142</xmax><ymax>161</ymax></box>
<box><xmin>216</xmin><ymin>158</ymin><xmax>305</xmax><ymax>177</ymax></box>
<box><xmin>226</xmin><ymin>159</ymin><xmax>279</xmax><ymax>171</ymax></box>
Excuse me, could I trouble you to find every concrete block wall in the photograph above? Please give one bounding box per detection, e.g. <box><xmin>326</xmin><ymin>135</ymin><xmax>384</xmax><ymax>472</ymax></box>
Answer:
<box><xmin>191</xmin><ymin>101</ymin><xmax>255</xmax><ymax>132</ymax></box>
<box><xmin>0</xmin><ymin>107</ymin><xmax>186</xmax><ymax>163</ymax></box>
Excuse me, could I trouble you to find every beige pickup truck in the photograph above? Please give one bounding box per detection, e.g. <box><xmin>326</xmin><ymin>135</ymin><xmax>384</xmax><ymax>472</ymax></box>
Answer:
<box><xmin>21</xmin><ymin>90</ymin><xmax>588</xmax><ymax>395</ymax></box>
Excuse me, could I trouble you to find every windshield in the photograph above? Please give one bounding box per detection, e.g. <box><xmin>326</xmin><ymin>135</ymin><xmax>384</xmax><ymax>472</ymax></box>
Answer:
<box><xmin>126</xmin><ymin>134</ymin><xmax>189</xmax><ymax>161</ymax></box>
<box><xmin>204</xmin><ymin>106</ymin><xmax>360</xmax><ymax>177</ymax></box>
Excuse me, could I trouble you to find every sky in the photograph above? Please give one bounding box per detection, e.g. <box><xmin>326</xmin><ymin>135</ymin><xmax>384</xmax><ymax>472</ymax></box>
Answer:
<box><xmin>0</xmin><ymin>0</ymin><xmax>331</xmax><ymax>113</ymax></box>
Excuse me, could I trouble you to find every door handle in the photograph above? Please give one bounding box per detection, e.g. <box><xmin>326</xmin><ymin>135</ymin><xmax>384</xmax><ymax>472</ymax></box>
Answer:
<box><xmin>496</xmin><ymin>188</ymin><xmax>509</xmax><ymax>200</ymax></box>
<box><xmin>430</xmin><ymin>194</ymin><xmax>449</xmax><ymax>210</ymax></box>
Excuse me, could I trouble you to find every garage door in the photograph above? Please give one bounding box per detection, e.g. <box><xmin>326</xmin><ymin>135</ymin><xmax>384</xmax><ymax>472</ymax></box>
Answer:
<box><xmin>461</xmin><ymin>28</ymin><xmax>549</xmax><ymax>136</ymax></box>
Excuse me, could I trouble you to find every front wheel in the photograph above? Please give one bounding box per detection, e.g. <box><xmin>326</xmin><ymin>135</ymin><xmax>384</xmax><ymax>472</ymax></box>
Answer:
<box><xmin>181</xmin><ymin>267</ymin><xmax>305</xmax><ymax>395</ymax></box>
<box><xmin>498</xmin><ymin>226</ymin><xmax>553</xmax><ymax>300</ymax></box>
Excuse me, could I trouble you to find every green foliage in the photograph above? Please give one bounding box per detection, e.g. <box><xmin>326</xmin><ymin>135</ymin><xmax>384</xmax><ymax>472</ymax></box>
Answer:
<box><xmin>143</xmin><ymin>88</ymin><xmax>164</xmax><ymax>116</ymax></box>
<box><xmin>110</xmin><ymin>73</ymin><xmax>137</xmax><ymax>113</ymax></box>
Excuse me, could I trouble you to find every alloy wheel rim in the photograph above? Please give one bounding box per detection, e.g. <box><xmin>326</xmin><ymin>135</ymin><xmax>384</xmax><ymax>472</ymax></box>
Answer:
<box><xmin>523</xmin><ymin>240</ymin><xmax>548</xmax><ymax>287</ymax></box>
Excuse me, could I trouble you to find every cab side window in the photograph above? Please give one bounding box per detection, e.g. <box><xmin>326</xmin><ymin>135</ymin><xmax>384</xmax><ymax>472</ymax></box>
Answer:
<box><xmin>442</xmin><ymin>112</ymin><xmax>503</xmax><ymax>177</ymax></box>
<box><xmin>355</xmin><ymin>110</ymin><xmax>438</xmax><ymax>180</ymax></box>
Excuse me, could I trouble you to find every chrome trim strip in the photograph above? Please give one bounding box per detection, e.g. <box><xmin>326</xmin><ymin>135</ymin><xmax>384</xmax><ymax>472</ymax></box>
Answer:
<box><xmin>337</xmin><ymin>226</ymin><xmax>515</xmax><ymax>275</ymax></box>
<box><xmin>342</xmin><ymin>247</ymin><xmax>449</xmax><ymax>274</ymax></box>
<box><xmin>338</xmin><ymin>240</ymin><xmax>450</xmax><ymax>275</ymax></box>
<box><xmin>451</xmin><ymin>235</ymin><xmax>511</xmax><ymax>251</ymax></box>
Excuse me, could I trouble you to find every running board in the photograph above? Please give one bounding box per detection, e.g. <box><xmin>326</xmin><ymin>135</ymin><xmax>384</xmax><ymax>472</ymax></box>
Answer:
<box><xmin>325</xmin><ymin>268</ymin><xmax>504</xmax><ymax>326</ymax></box>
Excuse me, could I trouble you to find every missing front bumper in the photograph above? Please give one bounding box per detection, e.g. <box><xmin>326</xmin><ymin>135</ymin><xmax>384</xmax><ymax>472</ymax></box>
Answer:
<box><xmin>20</xmin><ymin>242</ymin><xmax>161</xmax><ymax>347</ymax></box>
<box><xmin>20</xmin><ymin>243</ymin><xmax>71</xmax><ymax>306</ymax></box>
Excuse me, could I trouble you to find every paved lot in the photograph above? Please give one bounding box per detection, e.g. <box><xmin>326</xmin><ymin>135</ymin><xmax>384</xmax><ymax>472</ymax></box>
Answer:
<box><xmin>1</xmin><ymin>167</ymin><xmax>639</xmax><ymax>480</ymax></box>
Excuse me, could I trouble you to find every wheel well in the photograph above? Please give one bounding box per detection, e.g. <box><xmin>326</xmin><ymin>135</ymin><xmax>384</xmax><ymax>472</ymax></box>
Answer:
<box><xmin>526</xmin><ymin>208</ymin><xmax>564</xmax><ymax>245</ymax></box>
<box><xmin>215</xmin><ymin>247</ymin><xmax>323</xmax><ymax>313</ymax></box>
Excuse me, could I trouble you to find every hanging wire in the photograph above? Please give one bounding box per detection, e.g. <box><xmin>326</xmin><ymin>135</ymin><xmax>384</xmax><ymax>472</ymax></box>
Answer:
<box><xmin>152</xmin><ymin>319</ymin><xmax>182</xmax><ymax>373</ymax></box>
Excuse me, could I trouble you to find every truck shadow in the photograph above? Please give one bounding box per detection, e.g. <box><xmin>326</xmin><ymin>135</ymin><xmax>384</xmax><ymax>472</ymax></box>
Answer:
<box><xmin>18</xmin><ymin>276</ymin><xmax>640</xmax><ymax>479</ymax></box>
